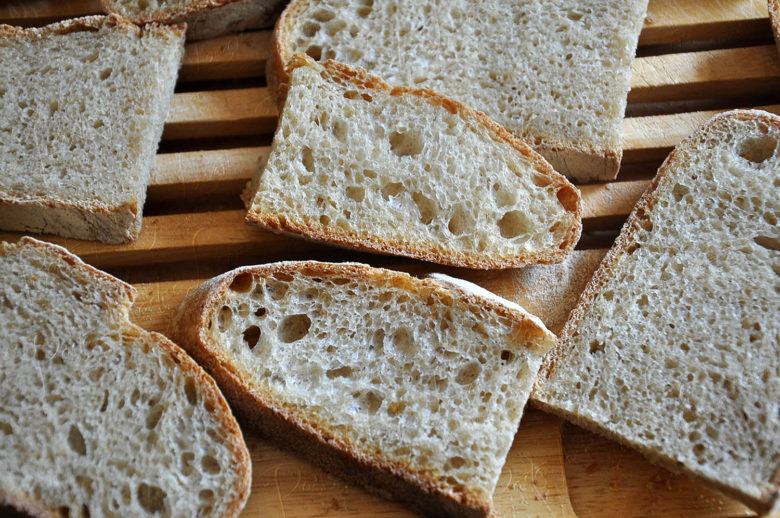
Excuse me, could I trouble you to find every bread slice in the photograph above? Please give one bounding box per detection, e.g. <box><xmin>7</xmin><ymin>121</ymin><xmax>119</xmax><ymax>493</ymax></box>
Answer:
<box><xmin>0</xmin><ymin>15</ymin><xmax>184</xmax><ymax>243</ymax></box>
<box><xmin>245</xmin><ymin>55</ymin><xmax>582</xmax><ymax>269</ymax></box>
<box><xmin>269</xmin><ymin>0</ymin><xmax>649</xmax><ymax>182</ymax></box>
<box><xmin>532</xmin><ymin>110</ymin><xmax>780</xmax><ymax>513</ymax></box>
<box><xmin>0</xmin><ymin>237</ymin><xmax>251</xmax><ymax>517</ymax></box>
<box><xmin>171</xmin><ymin>261</ymin><xmax>557</xmax><ymax>517</ymax></box>
<box><xmin>101</xmin><ymin>0</ymin><xmax>285</xmax><ymax>40</ymax></box>
<box><xmin>770</xmin><ymin>0</ymin><xmax>780</xmax><ymax>57</ymax></box>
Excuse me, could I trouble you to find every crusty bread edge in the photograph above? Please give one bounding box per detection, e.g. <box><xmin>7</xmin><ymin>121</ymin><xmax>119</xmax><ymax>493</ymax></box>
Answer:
<box><xmin>0</xmin><ymin>237</ymin><xmax>252</xmax><ymax>518</ymax></box>
<box><xmin>100</xmin><ymin>0</ymin><xmax>282</xmax><ymax>40</ymax></box>
<box><xmin>267</xmin><ymin>0</ymin><xmax>627</xmax><ymax>181</ymax></box>
<box><xmin>770</xmin><ymin>0</ymin><xmax>780</xmax><ymax>58</ymax></box>
<box><xmin>250</xmin><ymin>54</ymin><xmax>582</xmax><ymax>270</ymax></box>
<box><xmin>171</xmin><ymin>261</ymin><xmax>556</xmax><ymax>518</ymax></box>
<box><xmin>531</xmin><ymin>109</ymin><xmax>780</xmax><ymax>514</ymax></box>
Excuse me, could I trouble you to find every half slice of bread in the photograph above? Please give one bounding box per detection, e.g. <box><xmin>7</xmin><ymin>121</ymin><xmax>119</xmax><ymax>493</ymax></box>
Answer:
<box><xmin>171</xmin><ymin>261</ymin><xmax>557</xmax><ymax>518</ymax></box>
<box><xmin>270</xmin><ymin>0</ymin><xmax>649</xmax><ymax>182</ymax></box>
<box><xmin>245</xmin><ymin>55</ymin><xmax>582</xmax><ymax>269</ymax></box>
<box><xmin>0</xmin><ymin>15</ymin><xmax>184</xmax><ymax>243</ymax></box>
<box><xmin>0</xmin><ymin>237</ymin><xmax>251</xmax><ymax>517</ymax></box>
<box><xmin>533</xmin><ymin>110</ymin><xmax>780</xmax><ymax>513</ymax></box>
<box><xmin>101</xmin><ymin>0</ymin><xmax>285</xmax><ymax>40</ymax></box>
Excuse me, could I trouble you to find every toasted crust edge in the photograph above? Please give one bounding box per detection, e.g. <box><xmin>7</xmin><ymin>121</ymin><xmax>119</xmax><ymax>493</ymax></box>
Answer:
<box><xmin>531</xmin><ymin>109</ymin><xmax>780</xmax><ymax>514</ymax></box>
<box><xmin>171</xmin><ymin>261</ymin><xmax>555</xmax><ymax>518</ymax></box>
<box><xmin>251</xmin><ymin>54</ymin><xmax>582</xmax><ymax>270</ymax></box>
<box><xmin>268</xmin><ymin>0</ymin><xmax>625</xmax><ymax>181</ymax></box>
<box><xmin>0</xmin><ymin>237</ymin><xmax>252</xmax><ymax>518</ymax></box>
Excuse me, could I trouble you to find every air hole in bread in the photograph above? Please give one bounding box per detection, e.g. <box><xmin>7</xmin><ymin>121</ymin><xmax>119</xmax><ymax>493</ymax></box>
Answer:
<box><xmin>137</xmin><ymin>483</ymin><xmax>166</xmax><ymax>513</ymax></box>
<box><xmin>389</xmin><ymin>130</ymin><xmax>423</xmax><ymax>157</ymax></box>
<box><xmin>229</xmin><ymin>272</ymin><xmax>254</xmax><ymax>293</ymax></box>
<box><xmin>217</xmin><ymin>306</ymin><xmax>232</xmax><ymax>332</ymax></box>
<box><xmin>346</xmin><ymin>185</ymin><xmax>365</xmax><ymax>202</ymax></box>
<box><xmin>455</xmin><ymin>362</ymin><xmax>481</xmax><ymax>385</ymax></box>
<box><xmin>202</xmin><ymin>454</ymin><xmax>221</xmax><ymax>474</ymax></box>
<box><xmin>447</xmin><ymin>204</ymin><xmax>472</xmax><ymax>235</ymax></box>
<box><xmin>556</xmin><ymin>187</ymin><xmax>579</xmax><ymax>212</ymax></box>
<box><xmin>500</xmin><ymin>350</ymin><xmax>515</xmax><ymax>364</ymax></box>
<box><xmin>381</xmin><ymin>181</ymin><xmax>405</xmax><ymax>199</ymax></box>
<box><xmin>302</xmin><ymin>21</ymin><xmax>320</xmax><ymax>37</ymax></box>
<box><xmin>312</xmin><ymin>8</ymin><xmax>335</xmax><ymax>22</ymax></box>
<box><xmin>448</xmin><ymin>456</ymin><xmax>466</xmax><ymax>468</ymax></box>
<box><xmin>301</xmin><ymin>146</ymin><xmax>315</xmax><ymax>172</ymax></box>
<box><xmin>181</xmin><ymin>452</ymin><xmax>195</xmax><ymax>476</ymax></box>
<box><xmin>145</xmin><ymin>405</ymin><xmax>164</xmax><ymax>430</ymax></box>
<box><xmin>357</xmin><ymin>5</ymin><xmax>372</xmax><ymax>17</ymax></box>
<box><xmin>326</xmin><ymin>19</ymin><xmax>347</xmax><ymax>36</ymax></box>
<box><xmin>355</xmin><ymin>390</ymin><xmax>383</xmax><ymax>414</ymax></box>
<box><xmin>0</xmin><ymin>421</ymin><xmax>12</xmax><ymax>435</ymax></box>
<box><xmin>498</xmin><ymin>210</ymin><xmax>531</xmax><ymax>239</ymax></box>
<box><xmin>392</xmin><ymin>327</ymin><xmax>416</xmax><ymax>356</ymax></box>
<box><xmin>739</xmin><ymin>135</ymin><xmax>777</xmax><ymax>163</ymax></box>
<box><xmin>243</xmin><ymin>326</ymin><xmax>261</xmax><ymax>349</ymax></box>
<box><xmin>412</xmin><ymin>192</ymin><xmax>436</xmax><ymax>224</ymax></box>
<box><xmin>99</xmin><ymin>68</ymin><xmax>112</xmax><ymax>80</ymax></box>
<box><xmin>589</xmin><ymin>340</ymin><xmax>605</xmax><ymax>354</ymax></box>
<box><xmin>387</xmin><ymin>401</ymin><xmax>406</xmax><ymax>416</ymax></box>
<box><xmin>278</xmin><ymin>314</ymin><xmax>311</xmax><ymax>342</ymax></box>
<box><xmin>672</xmin><ymin>183</ymin><xmax>690</xmax><ymax>202</ymax></box>
<box><xmin>532</xmin><ymin>173</ymin><xmax>552</xmax><ymax>187</ymax></box>
<box><xmin>344</xmin><ymin>90</ymin><xmax>359</xmax><ymax>100</ymax></box>
<box><xmin>327</xmin><ymin>365</ymin><xmax>353</xmax><ymax>378</ymax></box>
<box><xmin>332</xmin><ymin>119</ymin><xmax>348</xmax><ymax>142</ymax></box>
<box><xmin>306</xmin><ymin>45</ymin><xmax>323</xmax><ymax>60</ymax></box>
<box><xmin>754</xmin><ymin>235</ymin><xmax>780</xmax><ymax>251</ymax></box>
<box><xmin>184</xmin><ymin>378</ymin><xmax>198</xmax><ymax>407</ymax></box>
<box><xmin>266</xmin><ymin>279</ymin><xmax>290</xmax><ymax>300</ymax></box>
<box><xmin>67</xmin><ymin>425</ymin><xmax>87</xmax><ymax>456</ymax></box>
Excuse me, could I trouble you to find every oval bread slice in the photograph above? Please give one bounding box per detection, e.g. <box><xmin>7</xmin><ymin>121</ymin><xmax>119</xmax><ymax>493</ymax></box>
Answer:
<box><xmin>172</xmin><ymin>261</ymin><xmax>557</xmax><ymax>517</ymax></box>
<box><xmin>245</xmin><ymin>54</ymin><xmax>582</xmax><ymax>269</ymax></box>
<box><xmin>0</xmin><ymin>237</ymin><xmax>251</xmax><ymax>518</ymax></box>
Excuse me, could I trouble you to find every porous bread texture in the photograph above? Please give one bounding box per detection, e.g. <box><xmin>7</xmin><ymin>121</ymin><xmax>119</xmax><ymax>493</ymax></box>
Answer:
<box><xmin>247</xmin><ymin>55</ymin><xmax>582</xmax><ymax>269</ymax></box>
<box><xmin>533</xmin><ymin>110</ymin><xmax>780</xmax><ymax>513</ymax></box>
<box><xmin>172</xmin><ymin>261</ymin><xmax>556</xmax><ymax>518</ymax></box>
<box><xmin>271</xmin><ymin>0</ymin><xmax>649</xmax><ymax>182</ymax></box>
<box><xmin>0</xmin><ymin>237</ymin><xmax>251</xmax><ymax>518</ymax></box>
<box><xmin>0</xmin><ymin>16</ymin><xmax>184</xmax><ymax>243</ymax></box>
<box><xmin>101</xmin><ymin>0</ymin><xmax>285</xmax><ymax>40</ymax></box>
<box><xmin>770</xmin><ymin>0</ymin><xmax>780</xmax><ymax>58</ymax></box>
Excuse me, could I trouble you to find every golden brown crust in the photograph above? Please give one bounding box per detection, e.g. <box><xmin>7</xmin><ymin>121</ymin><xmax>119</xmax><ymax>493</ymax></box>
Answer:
<box><xmin>250</xmin><ymin>55</ymin><xmax>582</xmax><ymax>270</ymax></box>
<box><xmin>532</xmin><ymin>109</ymin><xmax>780</xmax><ymax>513</ymax></box>
<box><xmin>0</xmin><ymin>237</ymin><xmax>252</xmax><ymax>518</ymax></box>
<box><xmin>101</xmin><ymin>0</ymin><xmax>235</xmax><ymax>25</ymax></box>
<box><xmin>0</xmin><ymin>13</ymin><xmax>185</xmax><ymax>40</ymax></box>
<box><xmin>171</xmin><ymin>261</ymin><xmax>553</xmax><ymax>518</ymax></box>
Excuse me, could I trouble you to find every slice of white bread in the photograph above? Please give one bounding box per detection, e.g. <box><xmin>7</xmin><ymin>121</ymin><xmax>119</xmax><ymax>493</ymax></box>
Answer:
<box><xmin>171</xmin><ymin>261</ymin><xmax>557</xmax><ymax>517</ymax></box>
<box><xmin>101</xmin><ymin>0</ymin><xmax>285</xmax><ymax>40</ymax></box>
<box><xmin>269</xmin><ymin>0</ymin><xmax>649</xmax><ymax>182</ymax></box>
<box><xmin>532</xmin><ymin>110</ymin><xmax>780</xmax><ymax>513</ymax></box>
<box><xmin>246</xmin><ymin>54</ymin><xmax>582</xmax><ymax>269</ymax></box>
<box><xmin>0</xmin><ymin>237</ymin><xmax>251</xmax><ymax>518</ymax></box>
<box><xmin>0</xmin><ymin>16</ymin><xmax>184</xmax><ymax>243</ymax></box>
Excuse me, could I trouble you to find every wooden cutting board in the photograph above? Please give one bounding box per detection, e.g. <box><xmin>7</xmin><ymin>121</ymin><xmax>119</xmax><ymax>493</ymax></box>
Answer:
<box><xmin>0</xmin><ymin>1</ymin><xmax>775</xmax><ymax>516</ymax></box>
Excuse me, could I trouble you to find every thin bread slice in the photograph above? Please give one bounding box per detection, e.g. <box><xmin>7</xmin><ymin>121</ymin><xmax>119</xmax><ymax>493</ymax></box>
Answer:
<box><xmin>269</xmin><ymin>0</ymin><xmax>649</xmax><ymax>182</ymax></box>
<box><xmin>532</xmin><ymin>110</ymin><xmax>780</xmax><ymax>513</ymax></box>
<box><xmin>0</xmin><ymin>237</ymin><xmax>251</xmax><ymax>517</ymax></box>
<box><xmin>0</xmin><ymin>15</ymin><xmax>184</xmax><ymax>243</ymax></box>
<box><xmin>101</xmin><ymin>0</ymin><xmax>285</xmax><ymax>40</ymax></box>
<box><xmin>245</xmin><ymin>54</ymin><xmax>582</xmax><ymax>269</ymax></box>
<box><xmin>171</xmin><ymin>261</ymin><xmax>557</xmax><ymax>517</ymax></box>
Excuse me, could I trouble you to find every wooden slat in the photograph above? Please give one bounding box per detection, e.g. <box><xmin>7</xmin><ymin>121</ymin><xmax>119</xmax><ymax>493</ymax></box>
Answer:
<box><xmin>179</xmin><ymin>31</ymin><xmax>271</xmax><ymax>82</ymax></box>
<box><xmin>164</xmin><ymin>88</ymin><xmax>278</xmax><ymax>140</ymax></box>
<box><xmin>581</xmin><ymin>180</ymin><xmax>650</xmax><ymax>230</ymax></box>
<box><xmin>148</xmin><ymin>147</ymin><xmax>267</xmax><ymax>201</ymax></box>
<box><xmin>629</xmin><ymin>45</ymin><xmax>780</xmax><ymax>103</ymax></box>
<box><xmin>640</xmin><ymin>0</ymin><xmax>769</xmax><ymax>46</ymax></box>
<box><xmin>623</xmin><ymin>104</ymin><xmax>780</xmax><ymax>163</ymax></box>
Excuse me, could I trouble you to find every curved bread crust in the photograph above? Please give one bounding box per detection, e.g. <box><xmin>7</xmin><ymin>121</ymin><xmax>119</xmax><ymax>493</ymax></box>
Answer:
<box><xmin>770</xmin><ymin>0</ymin><xmax>780</xmax><ymax>57</ymax></box>
<box><xmin>533</xmin><ymin>109</ymin><xmax>780</xmax><ymax>513</ymax></box>
<box><xmin>249</xmin><ymin>55</ymin><xmax>582</xmax><ymax>270</ymax></box>
<box><xmin>101</xmin><ymin>0</ymin><xmax>283</xmax><ymax>40</ymax></box>
<box><xmin>172</xmin><ymin>261</ymin><xmax>554</xmax><ymax>517</ymax></box>
<box><xmin>0</xmin><ymin>15</ymin><xmax>184</xmax><ymax>243</ymax></box>
<box><xmin>0</xmin><ymin>237</ymin><xmax>252</xmax><ymax>518</ymax></box>
<box><xmin>268</xmin><ymin>0</ymin><xmax>641</xmax><ymax>182</ymax></box>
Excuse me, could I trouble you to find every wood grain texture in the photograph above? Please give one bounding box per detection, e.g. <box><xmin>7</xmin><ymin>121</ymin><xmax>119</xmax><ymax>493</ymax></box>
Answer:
<box><xmin>180</xmin><ymin>31</ymin><xmax>271</xmax><ymax>81</ymax></box>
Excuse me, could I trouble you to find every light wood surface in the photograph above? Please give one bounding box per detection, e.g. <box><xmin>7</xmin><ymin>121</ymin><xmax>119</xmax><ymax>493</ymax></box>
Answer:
<box><xmin>1</xmin><ymin>1</ymin><xmax>774</xmax><ymax>517</ymax></box>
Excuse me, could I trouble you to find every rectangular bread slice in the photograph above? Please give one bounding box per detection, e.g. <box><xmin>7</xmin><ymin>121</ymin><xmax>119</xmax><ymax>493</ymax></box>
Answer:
<box><xmin>532</xmin><ymin>110</ymin><xmax>780</xmax><ymax>513</ymax></box>
<box><xmin>171</xmin><ymin>261</ymin><xmax>557</xmax><ymax>518</ymax></box>
<box><xmin>0</xmin><ymin>237</ymin><xmax>251</xmax><ymax>518</ymax></box>
<box><xmin>0</xmin><ymin>15</ymin><xmax>184</xmax><ymax>243</ymax></box>
<box><xmin>269</xmin><ymin>0</ymin><xmax>649</xmax><ymax>182</ymax></box>
<box><xmin>246</xmin><ymin>54</ymin><xmax>582</xmax><ymax>269</ymax></box>
<box><xmin>101</xmin><ymin>0</ymin><xmax>285</xmax><ymax>40</ymax></box>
